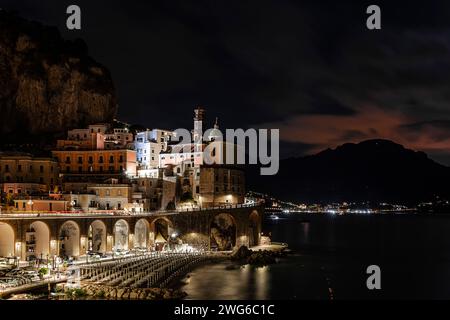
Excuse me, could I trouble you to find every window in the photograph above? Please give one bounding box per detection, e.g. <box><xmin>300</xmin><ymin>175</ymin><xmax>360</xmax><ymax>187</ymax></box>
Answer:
<box><xmin>109</xmin><ymin>156</ymin><xmax>114</xmax><ymax>163</ymax></box>
<box><xmin>109</xmin><ymin>166</ymin><xmax>114</xmax><ymax>172</ymax></box>
<box><xmin>40</xmin><ymin>165</ymin><xmax>44</xmax><ymax>173</ymax></box>
<box><xmin>18</xmin><ymin>165</ymin><xmax>22</xmax><ymax>172</ymax></box>
<box><xmin>99</xmin><ymin>156</ymin><xmax>104</xmax><ymax>163</ymax></box>
<box><xmin>196</xmin><ymin>186</ymin><xmax>200</xmax><ymax>193</ymax></box>
<box><xmin>118</xmin><ymin>190</ymin><xmax>122</xmax><ymax>196</ymax></box>
<box><xmin>66</xmin><ymin>167</ymin><xmax>70</xmax><ymax>173</ymax></box>
<box><xmin>78</xmin><ymin>167</ymin><xmax>82</xmax><ymax>173</ymax></box>
<box><xmin>106</xmin><ymin>190</ymin><xmax>110</xmax><ymax>196</ymax></box>
<box><xmin>5</xmin><ymin>164</ymin><xmax>9</xmax><ymax>172</ymax></box>
<box><xmin>39</xmin><ymin>177</ymin><xmax>44</xmax><ymax>184</ymax></box>
<box><xmin>77</xmin><ymin>157</ymin><xmax>83</xmax><ymax>164</ymax></box>
<box><xmin>99</xmin><ymin>166</ymin><xmax>103</xmax><ymax>172</ymax></box>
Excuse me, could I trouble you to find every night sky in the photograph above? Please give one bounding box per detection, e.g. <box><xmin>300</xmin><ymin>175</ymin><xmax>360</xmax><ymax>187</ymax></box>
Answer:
<box><xmin>2</xmin><ymin>1</ymin><xmax>450</xmax><ymax>164</ymax></box>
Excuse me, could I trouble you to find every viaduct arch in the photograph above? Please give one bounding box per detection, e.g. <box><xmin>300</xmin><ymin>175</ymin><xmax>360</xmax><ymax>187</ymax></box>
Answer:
<box><xmin>0</xmin><ymin>205</ymin><xmax>263</xmax><ymax>260</ymax></box>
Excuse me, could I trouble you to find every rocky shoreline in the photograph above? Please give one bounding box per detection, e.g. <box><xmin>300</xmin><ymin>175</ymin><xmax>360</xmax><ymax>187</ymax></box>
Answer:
<box><xmin>231</xmin><ymin>245</ymin><xmax>289</xmax><ymax>266</ymax></box>
<box><xmin>62</xmin><ymin>284</ymin><xmax>187</xmax><ymax>300</ymax></box>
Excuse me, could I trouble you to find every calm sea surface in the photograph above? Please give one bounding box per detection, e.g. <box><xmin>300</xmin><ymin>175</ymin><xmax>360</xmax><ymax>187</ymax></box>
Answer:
<box><xmin>179</xmin><ymin>213</ymin><xmax>450</xmax><ymax>299</ymax></box>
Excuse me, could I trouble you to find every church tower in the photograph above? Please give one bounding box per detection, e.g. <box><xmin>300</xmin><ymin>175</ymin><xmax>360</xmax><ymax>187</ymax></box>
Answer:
<box><xmin>193</xmin><ymin>107</ymin><xmax>205</xmax><ymax>147</ymax></box>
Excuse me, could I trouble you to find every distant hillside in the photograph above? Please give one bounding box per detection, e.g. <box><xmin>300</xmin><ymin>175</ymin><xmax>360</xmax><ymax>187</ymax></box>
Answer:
<box><xmin>247</xmin><ymin>139</ymin><xmax>450</xmax><ymax>204</ymax></box>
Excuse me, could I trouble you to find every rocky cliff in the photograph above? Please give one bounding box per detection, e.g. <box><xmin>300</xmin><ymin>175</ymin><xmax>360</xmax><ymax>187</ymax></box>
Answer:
<box><xmin>0</xmin><ymin>11</ymin><xmax>117</xmax><ymax>140</ymax></box>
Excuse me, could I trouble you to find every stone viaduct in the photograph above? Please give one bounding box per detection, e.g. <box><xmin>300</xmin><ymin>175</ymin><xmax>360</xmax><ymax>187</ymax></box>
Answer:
<box><xmin>0</xmin><ymin>204</ymin><xmax>263</xmax><ymax>261</ymax></box>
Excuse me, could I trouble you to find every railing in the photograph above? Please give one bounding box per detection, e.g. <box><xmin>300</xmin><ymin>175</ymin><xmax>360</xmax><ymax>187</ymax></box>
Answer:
<box><xmin>174</xmin><ymin>201</ymin><xmax>263</xmax><ymax>212</ymax></box>
<box><xmin>0</xmin><ymin>202</ymin><xmax>263</xmax><ymax>218</ymax></box>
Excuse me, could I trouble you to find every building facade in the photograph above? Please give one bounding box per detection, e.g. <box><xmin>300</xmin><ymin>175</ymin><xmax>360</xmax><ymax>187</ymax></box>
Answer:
<box><xmin>52</xmin><ymin>149</ymin><xmax>137</xmax><ymax>177</ymax></box>
<box><xmin>198</xmin><ymin>165</ymin><xmax>245</xmax><ymax>208</ymax></box>
<box><xmin>135</xmin><ymin>129</ymin><xmax>174</xmax><ymax>170</ymax></box>
<box><xmin>0</xmin><ymin>154</ymin><xmax>59</xmax><ymax>195</ymax></box>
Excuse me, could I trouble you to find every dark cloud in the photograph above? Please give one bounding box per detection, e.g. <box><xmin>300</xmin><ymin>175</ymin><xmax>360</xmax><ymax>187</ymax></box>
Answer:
<box><xmin>2</xmin><ymin>0</ymin><xmax>450</xmax><ymax>164</ymax></box>
<box><xmin>339</xmin><ymin>130</ymin><xmax>368</xmax><ymax>141</ymax></box>
<box><xmin>398</xmin><ymin>120</ymin><xmax>450</xmax><ymax>143</ymax></box>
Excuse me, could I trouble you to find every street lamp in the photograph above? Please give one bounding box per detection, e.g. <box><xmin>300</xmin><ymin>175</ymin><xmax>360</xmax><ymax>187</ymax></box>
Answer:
<box><xmin>27</xmin><ymin>199</ymin><xmax>34</xmax><ymax>211</ymax></box>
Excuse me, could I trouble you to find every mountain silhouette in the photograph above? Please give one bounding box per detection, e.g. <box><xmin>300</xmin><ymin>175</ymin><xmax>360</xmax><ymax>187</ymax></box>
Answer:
<box><xmin>247</xmin><ymin>139</ymin><xmax>450</xmax><ymax>204</ymax></box>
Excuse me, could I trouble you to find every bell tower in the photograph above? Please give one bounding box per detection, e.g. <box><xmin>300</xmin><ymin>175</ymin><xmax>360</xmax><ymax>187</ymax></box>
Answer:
<box><xmin>193</xmin><ymin>107</ymin><xmax>205</xmax><ymax>146</ymax></box>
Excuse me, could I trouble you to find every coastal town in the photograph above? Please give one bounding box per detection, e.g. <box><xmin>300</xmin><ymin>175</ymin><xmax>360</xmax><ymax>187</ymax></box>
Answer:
<box><xmin>0</xmin><ymin>107</ymin><xmax>268</xmax><ymax>299</ymax></box>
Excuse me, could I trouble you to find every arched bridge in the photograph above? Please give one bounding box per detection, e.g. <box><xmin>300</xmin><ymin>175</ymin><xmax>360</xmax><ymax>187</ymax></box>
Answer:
<box><xmin>0</xmin><ymin>204</ymin><xmax>263</xmax><ymax>261</ymax></box>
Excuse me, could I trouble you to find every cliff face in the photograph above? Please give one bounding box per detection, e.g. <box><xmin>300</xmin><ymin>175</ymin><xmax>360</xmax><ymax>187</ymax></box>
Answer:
<box><xmin>0</xmin><ymin>11</ymin><xmax>117</xmax><ymax>139</ymax></box>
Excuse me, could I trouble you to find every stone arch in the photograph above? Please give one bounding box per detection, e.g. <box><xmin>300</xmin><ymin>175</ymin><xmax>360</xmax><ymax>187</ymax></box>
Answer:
<box><xmin>88</xmin><ymin>220</ymin><xmax>107</xmax><ymax>253</ymax></box>
<box><xmin>59</xmin><ymin>220</ymin><xmax>80</xmax><ymax>258</ymax></box>
<box><xmin>0</xmin><ymin>222</ymin><xmax>15</xmax><ymax>257</ymax></box>
<box><xmin>248</xmin><ymin>210</ymin><xmax>261</xmax><ymax>247</ymax></box>
<box><xmin>26</xmin><ymin>221</ymin><xmax>50</xmax><ymax>261</ymax></box>
<box><xmin>150</xmin><ymin>217</ymin><xmax>173</xmax><ymax>251</ymax></box>
<box><xmin>134</xmin><ymin>219</ymin><xmax>149</xmax><ymax>249</ymax></box>
<box><xmin>113</xmin><ymin>219</ymin><xmax>129</xmax><ymax>251</ymax></box>
<box><xmin>210</xmin><ymin>213</ymin><xmax>237</xmax><ymax>251</ymax></box>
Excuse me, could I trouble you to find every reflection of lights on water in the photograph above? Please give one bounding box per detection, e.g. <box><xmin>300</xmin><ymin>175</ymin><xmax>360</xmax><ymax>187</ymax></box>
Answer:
<box><xmin>255</xmin><ymin>266</ymin><xmax>269</xmax><ymax>299</ymax></box>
